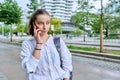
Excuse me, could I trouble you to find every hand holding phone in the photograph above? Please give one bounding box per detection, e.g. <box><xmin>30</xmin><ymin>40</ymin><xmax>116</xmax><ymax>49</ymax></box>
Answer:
<box><xmin>34</xmin><ymin>24</ymin><xmax>42</xmax><ymax>43</ymax></box>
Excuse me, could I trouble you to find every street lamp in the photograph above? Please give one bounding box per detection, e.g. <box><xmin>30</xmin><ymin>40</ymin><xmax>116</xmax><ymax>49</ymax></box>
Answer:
<box><xmin>51</xmin><ymin>25</ymin><xmax>54</xmax><ymax>36</ymax></box>
<box><xmin>83</xmin><ymin>25</ymin><xmax>86</xmax><ymax>42</ymax></box>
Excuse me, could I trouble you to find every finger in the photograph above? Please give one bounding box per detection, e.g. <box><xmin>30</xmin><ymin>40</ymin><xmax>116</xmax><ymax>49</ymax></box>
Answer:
<box><xmin>34</xmin><ymin>25</ymin><xmax>36</xmax><ymax>29</ymax></box>
<box><xmin>36</xmin><ymin>29</ymin><xmax>41</xmax><ymax>34</ymax></box>
<box><xmin>34</xmin><ymin>27</ymin><xmax>37</xmax><ymax>37</ymax></box>
<box><xmin>37</xmin><ymin>30</ymin><xmax>41</xmax><ymax>36</ymax></box>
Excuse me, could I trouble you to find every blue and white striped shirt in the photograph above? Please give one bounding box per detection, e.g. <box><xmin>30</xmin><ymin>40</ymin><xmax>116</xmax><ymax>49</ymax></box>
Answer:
<box><xmin>20</xmin><ymin>35</ymin><xmax>72</xmax><ymax>80</ymax></box>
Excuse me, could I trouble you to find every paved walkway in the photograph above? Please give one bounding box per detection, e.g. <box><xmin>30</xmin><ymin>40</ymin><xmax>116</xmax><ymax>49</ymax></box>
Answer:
<box><xmin>0</xmin><ymin>42</ymin><xmax>26</xmax><ymax>80</ymax></box>
<box><xmin>0</xmin><ymin>72</ymin><xmax>8</xmax><ymax>80</ymax></box>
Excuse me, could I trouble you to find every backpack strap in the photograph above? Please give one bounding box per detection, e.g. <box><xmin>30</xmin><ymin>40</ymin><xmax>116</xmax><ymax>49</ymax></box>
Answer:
<box><xmin>53</xmin><ymin>37</ymin><xmax>62</xmax><ymax>67</ymax></box>
<box><xmin>54</xmin><ymin>37</ymin><xmax>73</xmax><ymax>80</ymax></box>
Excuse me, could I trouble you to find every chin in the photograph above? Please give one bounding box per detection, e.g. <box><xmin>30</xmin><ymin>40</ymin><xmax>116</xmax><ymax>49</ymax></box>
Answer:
<box><xmin>41</xmin><ymin>32</ymin><xmax>48</xmax><ymax>35</ymax></box>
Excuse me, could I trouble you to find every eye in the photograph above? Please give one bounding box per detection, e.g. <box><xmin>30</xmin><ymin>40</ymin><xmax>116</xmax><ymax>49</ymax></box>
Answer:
<box><xmin>46</xmin><ymin>21</ymin><xmax>50</xmax><ymax>25</ymax></box>
<box><xmin>38</xmin><ymin>22</ymin><xmax>43</xmax><ymax>25</ymax></box>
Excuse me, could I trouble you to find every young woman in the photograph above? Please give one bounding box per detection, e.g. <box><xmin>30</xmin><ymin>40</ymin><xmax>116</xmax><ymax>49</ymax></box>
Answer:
<box><xmin>20</xmin><ymin>9</ymin><xmax>72</xmax><ymax>80</ymax></box>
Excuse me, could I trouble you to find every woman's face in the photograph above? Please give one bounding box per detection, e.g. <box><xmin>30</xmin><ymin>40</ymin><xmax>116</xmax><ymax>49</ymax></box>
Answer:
<box><xmin>34</xmin><ymin>14</ymin><xmax>50</xmax><ymax>35</ymax></box>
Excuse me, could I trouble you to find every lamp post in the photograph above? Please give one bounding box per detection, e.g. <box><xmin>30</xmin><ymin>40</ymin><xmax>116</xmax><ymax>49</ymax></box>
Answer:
<box><xmin>83</xmin><ymin>25</ymin><xmax>86</xmax><ymax>42</ymax></box>
<box><xmin>100</xmin><ymin>0</ymin><xmax>104</xmax><ymax>52</ymax></box>
<box><xmin>51</xmin><ymin>25</ymin><xmax>54</xmax><ymax>36</ymax></box>
<box><xmin>2</xmin><ymin>25</ymin><xmax>4</xmax><ymax>36</ymax></box>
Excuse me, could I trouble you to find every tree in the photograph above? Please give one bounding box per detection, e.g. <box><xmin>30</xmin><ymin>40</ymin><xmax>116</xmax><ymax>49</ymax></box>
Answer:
<box><xmin>91</xmin><ymin>13</ymin><xmax>100</xmax><ymax>34</ymax></box>
<box><xmin>72</xmin><ymin>0</ymin><xmax>94</xmax><ymax>41</ymax></box>
<box><xmin>50</xmin><ymin>18</ymin><xmax>61</xmax><ymax>34</ymax></box>
<box><xmin>70</xmin><ymin>28</ymin><xmax>82</xmax><ymax>36</ymax></box>
<box><xmin>104</xmin><ymin>0</ymin><xmax>120</xmax><ymax>37</ymax></box>
<box><xmin>0</xmin><ymin>0</ymin><xmax>22</xmax><ymax>42</ymax></box>
<box><xmin>27</xmin><ymin>0</ymin><xmax>39</xmax><ymax>18</ymax></box>
<box><xmin>16</xmin><ymin>23</ymin><xmax>26</xmax><ymax>36</ymax></box>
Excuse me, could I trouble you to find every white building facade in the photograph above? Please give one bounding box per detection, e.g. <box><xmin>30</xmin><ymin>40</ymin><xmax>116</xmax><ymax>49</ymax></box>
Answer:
<box><xmin>39</xmin><ymin>0</ymin><xmax>73</xmax><ymax>22</ymax></box>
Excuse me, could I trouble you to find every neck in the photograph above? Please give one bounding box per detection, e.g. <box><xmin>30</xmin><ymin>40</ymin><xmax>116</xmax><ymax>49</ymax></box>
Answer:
<box><xmin>40</xmin><ymin>33</ymin><xmax>48</xmax><ymax>37</ymax></box>
<box><xmin>40</xmin><ymin>33</ymin><xmax>49</xmax><ymax>42</ymax></box>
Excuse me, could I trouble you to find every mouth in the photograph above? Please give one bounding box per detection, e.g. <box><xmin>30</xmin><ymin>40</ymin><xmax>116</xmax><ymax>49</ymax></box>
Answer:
<box><xmin>41</xmin><ymin>30</ymin><xmax>47</xmax><ymax>32</ymax></box>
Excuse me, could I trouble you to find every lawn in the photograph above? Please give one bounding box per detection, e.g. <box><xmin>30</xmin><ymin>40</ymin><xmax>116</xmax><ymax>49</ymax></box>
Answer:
<box><xmin>67</xmin><ymin>45</ymin><xmax>120</xmax><ymax>55</ymax></box>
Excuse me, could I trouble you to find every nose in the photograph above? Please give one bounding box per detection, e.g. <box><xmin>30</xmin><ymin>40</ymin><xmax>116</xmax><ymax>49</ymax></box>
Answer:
<box><xmin>43</xmin><ymin>23</ymin><xmax>47</xmax><ymax>29</ymax></box>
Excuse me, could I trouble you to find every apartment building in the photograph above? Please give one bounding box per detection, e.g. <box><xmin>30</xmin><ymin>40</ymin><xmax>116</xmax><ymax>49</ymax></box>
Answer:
<box><xmin>40</xmin><ymin>0</ymin><xmax>73</xmax><ymax>22</ymax></box>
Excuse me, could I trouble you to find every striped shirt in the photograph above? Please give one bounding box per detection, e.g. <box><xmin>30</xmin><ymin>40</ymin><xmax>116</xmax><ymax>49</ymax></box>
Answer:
<box><xmin>20</xmin><ymin>35</ymin><xmax>72</xmax><ymax>80</ymax></box>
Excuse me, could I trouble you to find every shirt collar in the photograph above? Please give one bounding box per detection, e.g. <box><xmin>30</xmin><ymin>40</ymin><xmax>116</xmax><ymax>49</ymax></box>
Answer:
<box><xmin>44</xmin><ymin>35</ymin><xmax>53</xmax><ymax>45</ymax></box>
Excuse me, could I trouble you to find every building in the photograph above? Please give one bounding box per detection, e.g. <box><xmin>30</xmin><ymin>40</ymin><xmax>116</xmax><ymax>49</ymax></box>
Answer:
<box><xmin>40</xmin><ymin>0</ymin><xmax>73</xmax><ymax>22</ymax></box>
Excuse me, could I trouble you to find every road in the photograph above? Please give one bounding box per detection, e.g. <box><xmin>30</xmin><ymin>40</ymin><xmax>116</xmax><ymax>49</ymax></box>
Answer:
<box><xmin>0</xmin><ymin>42</ymin><xmax>120</xmax><ymax>80</ymax></box>
<box><xmin>0</xmin><ymin>42</ymin><xmax>26</xmax><ymax>80</ymax></box>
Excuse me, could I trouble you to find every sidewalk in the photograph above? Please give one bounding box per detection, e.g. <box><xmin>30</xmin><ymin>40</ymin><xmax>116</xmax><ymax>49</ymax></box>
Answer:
<box><xmin>63</xmin><ymin>36</ymin><xmax>120</xmax><ymax>47</ymax></box>
<box><xmin>0</xmin><ymin>72</ymin><xmax>8</xmax><ymax>80</ymax></box>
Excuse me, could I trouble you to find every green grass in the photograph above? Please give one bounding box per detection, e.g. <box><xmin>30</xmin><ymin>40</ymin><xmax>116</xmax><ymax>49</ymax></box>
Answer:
<box><xmin>67</xmin><ymin>45</ymin><xmax>98</xmax><ymax>51</ymax></box>
<box><xmin>67</xmin><ymin>45</ymin><xmax>120</xmax><ymax>55</ymax></box>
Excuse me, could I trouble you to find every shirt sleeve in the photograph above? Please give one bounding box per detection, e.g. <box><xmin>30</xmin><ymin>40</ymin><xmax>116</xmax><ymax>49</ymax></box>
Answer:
<box><xmin>60</xmin><ymin>38</ymin><xmax>73</xmax><ymax>78</ymax></box>
<box><xmin>20</xmin><ymin>40</ymin><xmax>39</xmax><ymax>73</ymax></box>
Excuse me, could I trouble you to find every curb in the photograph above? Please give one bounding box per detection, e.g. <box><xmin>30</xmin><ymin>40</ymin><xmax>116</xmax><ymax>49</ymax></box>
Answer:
<box><xmin>70</xmin><ymin>49</ymin><xmax>120</xmax><ymax>59</ymax></box>
<box><xmin>0</xmin><ymin>39</ymin><xmax>21</xmax><ymax>46</ymax></box>
<box><xmin>70</xmin><ymin>49</ymin><xmax>120</xmax><ymax>63</ymax></box>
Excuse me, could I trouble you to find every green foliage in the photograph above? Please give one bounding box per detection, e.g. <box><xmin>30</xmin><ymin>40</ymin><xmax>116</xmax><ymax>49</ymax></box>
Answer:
<box><xmin>105</xmin><ymin>0</ymin><xmax>120</xmax><ymax>15</ymax></box>
<box><xmin>71</xmin><ymin>12</ymin><xmax>100</xmax><ymax>34</ymax></box>
<box><xmin>72</xmin><ymin>0</ymin><xmax>97</xmax><ymax>32</ymax></box>
<box><xmin>15</xmin><ymin>23</ymin><xmax>26</xmax><ymax>33</ymax></box>
<box><xmin>0</xmin><ymin>26</ymin><xmax>2</xmax><ymax>34</ymax></box>
<box><xmin>91</xmin><ymin>14</ymin><xmax>100</xmax><ymax>33</ymax></box>
<box><xmin>50</xmin><ymin>18</ymin><xmax>61</xmax><ymax>28</ymax></box>
<box><xmin>77</xmin><ymin>0</ymin><xmax>94</xmax><ymax>11</ymax></box>
<box><xmin>4</xmin><ymin>25</ymin><xmax>10</xmax><ymax>33</ymax></box>
<box><xmin>27</xmin><ymin>0</ymin><xmax>39</xmax><ymax>18</ymax></box>
<box><xmin>0</xmin><ymin>0</ymin><xmax>22</xmax><ymax>24</ymax></box>
<box><xmin>0</xmin><ymin>25</ymin><xmax>10</xmax><ymax>34</ymax></box>
<box><xmin>50</xmin><ymin>18</ymin><xmax>62</xmax><ymax>34</ymax></box>
<box><xmin>55</xmin><ymin>28</ymin><xmax>62</xmax><ymax>34</ymax></box>
<box><xmin>71</xmin><ymin>12</ymin><xmax>85</xmax><ymax>29</ymax></box>
<box><xmin>70</xmin><ymin>28</ymin><xmax>82</xmax><ymax>36</ymax></box>
<box><xmin>110</xmin><ymin>16</ymin><xmax>120</xmax><ymax>29</ymax></box>
<box><xmin>104</xmin><ymin>0</ymin><xmax>120</xmax><ymax>36</ymax></box>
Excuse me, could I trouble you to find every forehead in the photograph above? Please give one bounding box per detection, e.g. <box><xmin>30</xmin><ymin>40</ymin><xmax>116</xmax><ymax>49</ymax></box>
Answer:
<box><xmin>35</xmin><ymin>14</ymin><xmax>50</xmax><ymax>22</ymax></box>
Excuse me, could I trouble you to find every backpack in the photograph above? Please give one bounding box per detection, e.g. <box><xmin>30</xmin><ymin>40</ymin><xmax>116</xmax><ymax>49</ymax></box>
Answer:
<box><xmin>53</xmin><ymin>37</ymin><xmax>72</xmax><ymax>80</ymax></box>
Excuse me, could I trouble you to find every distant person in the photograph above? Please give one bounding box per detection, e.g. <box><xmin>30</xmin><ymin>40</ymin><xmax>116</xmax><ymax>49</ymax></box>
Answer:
<box><xmin>66</xmin><ymin>33</ymin><xmax>68</xmax><ymax>39</ymax></box>
<box><xmin>20</xmin><ymin>9</ymin><xmax>72</xmax><ymax>80</ymax></box>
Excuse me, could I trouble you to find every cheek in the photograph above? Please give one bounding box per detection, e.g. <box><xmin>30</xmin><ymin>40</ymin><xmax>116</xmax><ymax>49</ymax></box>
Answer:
<box><xmin>47</xmin><ymin>25</ymin><xmax>50</xmax><ymax>29</ymax></box>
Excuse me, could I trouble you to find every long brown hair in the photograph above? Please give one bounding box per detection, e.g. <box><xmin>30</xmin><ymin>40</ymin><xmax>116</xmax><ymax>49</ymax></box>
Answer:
<box><xmin>28</xmin><ymin>9</ymin><xmax>49</xmax><ymax>36</ymax></box>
